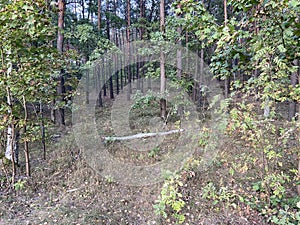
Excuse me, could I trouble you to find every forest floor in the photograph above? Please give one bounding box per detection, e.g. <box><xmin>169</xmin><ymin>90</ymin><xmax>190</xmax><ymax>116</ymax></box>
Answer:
<box><xmin>0</xmin><ymin>97</ymin><xmax>297</xmax><ymax>225</ymax></box>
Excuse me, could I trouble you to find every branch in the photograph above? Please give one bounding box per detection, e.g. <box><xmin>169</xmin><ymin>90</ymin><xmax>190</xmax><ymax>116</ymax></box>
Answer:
<box><xmin>103</xmin><ymin>129</ymin><xmax>184</xmax><ymax>142</ymax></box>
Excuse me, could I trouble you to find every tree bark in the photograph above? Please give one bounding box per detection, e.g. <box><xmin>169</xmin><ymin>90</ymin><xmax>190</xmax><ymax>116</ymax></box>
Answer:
<box><xmin>176</xmin><ymin>4</ymin><xmax>182</xmax><ymax>80</ymax></box>
<box><xmin>126</xmin><ymin>0</ymin><xmax>131</xmax><ymax>100</ymax></box>
<box><xmin>103</xmin><ymin>129</ymin><xmax>184</xmax><ymax>142</ymax></box>
<box><xmin>288</xmin><ymin>60</ymin><xmax>298</xmax><ymax>121</ymax></box>
<box><xmin>40</xmin><ymin>101</ymin><xmax>46</xmax><ymax>160</ymax></box>
<box><xmin>3</xmin><ymin>51</ymin><xmax>17</xmax><ymax>173</ymax></box>
<box><xmin>109</xmin><ymin>61</ymin><xmax>114</xmax><ymax>99</ymax></box>
<box><xmin>56</xmin><ymin>0</ymin><xmax>65</xmax><ymax>126</ymax></box>
<box><xmin>106</xmin><ymin>0</ymin><xmax>110</xmax><ymax>40</ymax></box>
<box><xmin>140</xmin><ymin>0</ymin><xmax>145</xmax><ymax>39</ymax></box>
<box><xmin>223</xmin><ymin>0</ymin><xmax>230</xmax><ymax>98</ymax></box>
<box><xmin>81</xmin><ymin>0</ymin><xmax>85</xmax><ymax>19</ymax></box>
<box><xmin>160</xmin><ymin>0</ymin><xmax>167</xmax><ymax>119</ymax></box>
<box><xmin>98</xmin><ymin>0</ymin><xmax>102</xmax><ymax>31</ymax></box>
<box><xmin>23</xmin><ymin>96</ymin><xmax>30</xmax><ymax>177</ymax></box>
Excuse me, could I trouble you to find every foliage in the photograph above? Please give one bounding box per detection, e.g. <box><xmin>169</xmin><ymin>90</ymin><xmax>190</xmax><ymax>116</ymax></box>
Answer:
<box><xmin>13</xmin><ymin>179</ymin><xmax>26</xmax><ymax>191</ymax></box>
<box><xmin>132</xmin><ymin>90</ymin><xmax>160</xmax><ymax>110</ymax></box>
<box><xmin>201</xmin><ymin>181</ymin><xmax>238</xmax><ymax>209</ymax></box>
<box><xmin>176</xmin><ymin>1</ymin><xmax>300</xmax><ymax>224</ymax></box>
<box><xmin>153</xmin><ymin>173</ymin><xmax>186</xmax><ymax>224</ymax></box>
<box><xmin>227</xmin><ymin>100</ymin><xmax>300</xmax><ymax>223</ymax></box>
<box><xmin>148</xmin><ymin>147</ymin><xmax>160</xmax><ymax>158</ymax></box>
<box><xmin>0</xmin><ymin>0</ymin><xmax>60</xmax><ymax>139</ymax></box>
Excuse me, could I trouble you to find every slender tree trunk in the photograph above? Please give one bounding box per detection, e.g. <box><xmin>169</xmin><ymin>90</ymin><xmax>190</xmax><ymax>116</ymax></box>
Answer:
<box><xmin>115</xmin><ymin>31</ymin><xmax>120</xmax><ymax>94</ymax></box>
<box><xmin>74</xmin><ymin>1</ymin><xmax>77</xmax><ymax>19</ymax></box>
<box><xmin>88</xmin><ymin>0</ymin><xmax>93</xmax><ymax>22</ymax></box>
<box><xmin>120</xmin><ymin>30</ymin><xmax>124</xmax><ymax>90</ymax></box>
<box><xmin>102</xmin><ymin>57</ymin><xmax>107</xmax><ymax>97</ymax></box>
<box><xmin>140</xmin><ymin>0</ymin><xmax>145</xmax><ymax>39</ymax></box>
<box><xmin>193</xmin><ymin>49</ymin><xmax>199</xmax><ymax>101</ymax></box>
<box><xmin>40</xmin><ymin>101</ymin><xmax>46</xmax><ymax>159</ymax></box>
<box><xmin>56</xmin><ymin>0</ymin><xmax>65</xmax><ymax>126</ymax></box>
<box><xmin>97</xmin><ymin>64</ymin><xmax>103</xmax><ymax>107</ymax></box>
<box><xmin>10</xmin><ymin>123</ymin><xmax>16</xmax><ymax>185</ymax></box>
<box><xmin>176</xmin><ymin>6</ymin><xmax>184</xmax><ymax>114</ymax></box>
<box><xmin>23</xmin><ymin>96</ymin><xmax>30</xmax><ymax>177</ymax></box>
<box><xmin>98</xmin><ymin>0</ymin><xmax>102</xmax><ymax>31</ymax></box>
<box><xmin>135</xmin><ymin>29</ymin><xmax>141</xmax><ymax>90</ymax></box>
<box><xmin>106</xmin><ymin>0</ymin><xmax>110</xmax><ymax>40</ymax></box>
<box><xmin>224</xmin><ymin>0</ymin><xmax>230</xmax><ymax>98</ymax></box>
<box><xmin>127</xmin><ymin>0</ymin><xmax>131</xmax><ymax>100</ymax></box>
<box><xmin>86</xmin><ymin>69</ymin><xmax>90</xmax><ymax>104</ymax></box>
<box><xmin>81</xmin><ymin>0</ymin><xmax>85</xmax><ymax>19</ymax></box>
<box><xmin>3</xmin><ymin>51</ymin><xmax>17</xmax><ymax>177</ymax></box>
<box><xmin>176</xmin><ymin>5</ymin><xmax>182</xmax><ymax>80</ymax></box>
<box><xmin>6</xmin><ymin>80</ymin><xmax>16</xmax><ymax>184</ymax></box>
<box><xmin>288</xmin><ymin>60</ymin><xmax>298</xmax><ymax>121</ymax></box>
<box><xmin>185</xmin><ymin>31</ymin><xmax>189</xmax><ymax>70</ymax></box>
<box><xmin>160</xmin><ymin>0</ymin><xmax>167</xmax><ymax>119</ymax></box>
<box><xmin>139</xmin><ymin>0</ymin><xmax>145</xmax><ymax>92</ymax></box>
<box><xmin>149</xmin><ymin>0</ymin><xmax>156</xmax><ymax>22</ymax></box>
<box><xmin>109</xmin><ymin>61</ymin><xmax>114</xmax><ymax>99</ymax></box>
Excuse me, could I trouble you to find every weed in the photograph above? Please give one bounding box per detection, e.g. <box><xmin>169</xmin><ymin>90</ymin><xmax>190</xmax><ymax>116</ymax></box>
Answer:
<box><xmin>153</xmin><ymin>173</ymin><xmax>186</xmax><ymax>224</ymax></box>
<box><xmin>148</xmin><ymin>147</ymin><xmax>160</xmax><ymax>158</ymax></box>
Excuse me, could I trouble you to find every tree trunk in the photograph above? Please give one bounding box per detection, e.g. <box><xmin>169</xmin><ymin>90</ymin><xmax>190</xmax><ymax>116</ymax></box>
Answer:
<box><xmin>104</xmin><ymin>129</ymin><xmax>184</xmax><ymax>142</ymax></box>
<box><xmin>109</xmin><ymin>61</ymin><xmax>114</xmax><ymax>99</ymax></box>
<box><xmin>115</xmin><ymin>31</ymin><xmax>120</xmax><ymax>94</ymax></box>
<box><xmin>88</xmin><ymin>0</ymin><xmax>93</xmax><ymax>22</ymax></box>
<box><xmin>139</xmin><ymin>0</ymin><xmax>145</xmax><ymax>92</ymax></box>
<box><xmin>126</xmin><ymin>0</ymin><xmax>131</xmax><ymax>101</ymax></box>
<box><xmin>56</xmin><ymin>0</ymin><xmax>65</xmax><ymax>126</ymax></box>
<box><xmin>86</xmin><ymin>69</ymin><xmax>90</xmax><ymax>104</ymax></box>
<box><xmin>98</xmin><ymin>0</ymin><xmax>102</xmax><ymax>31</ymax></box>
<box><xmin>176</xmin><ymin>6</ymin><xmax>183</xmax><ymax>115</ymax></box>
<box><xmin>176</xmin><ymin>5</ymin><xmax>182</xmax><ymax>80</ymax></box>
<box><xmin>193</xmin><ymin>49</ymin><xmax>199</xmax><ymax>101</ymax></box>
<box><xmin>288</xmin><ymin>60</ymin><xmax>298</xmax><ymax>121</ymax></box>
<box><xmin>224</xmin><ymin>0</ymin><xmax>230</xmax><ymax>98</ymax></box>
<box><xmin>96</xmin><ymin>64</ymin><xmax>103</xmax><ymax>107</ymax></box>
<box><xmin>140</xmin><ymin>0</ymin><xmax>145</xmax><ymax>39</ymax></box>
<box><xmin>40</xmin><ymin>101</ymin><xmax>46</xmax><ymax>160</ymax></box>
<box><xmin>106</xmin><ymin>0</ymin><xmax>110</xmax><ymax>40</ymax></box>
<box><xmin>4</xmin><ymin>52</ymin><xmax>17</xmax><ymax>175</ymax></box>
<box><xmin>23</xmin><ymin>96</ymin><xmax>30</xmax><ymax>177</ymax></box>
<box><xmin>81</xmin><ymin>0</ymin><xmax>85</xmax><ymax>19</ymax></box>
<box><xmin>120</xmin><ymin>30</ymin><xmax>124</xmax><ymax>90</ymax></box>
<box><xmin>135</xmin><ymin>29</ymin><xmax>140</xmax><ymax>89</ymax></box>
<box><xmin>160</xmin><ymin>0</ymin><xmax>167</xmax><ymax>119</ymax></box>
<box><xmin>102</xmin><ymin>57</ymin><xmax>107</xmax><ymax>97</ymax></box>
<box><xmin>5</xmin><ymin>83</ymin><xmax>16</xmax><ymax>184</ymax></box>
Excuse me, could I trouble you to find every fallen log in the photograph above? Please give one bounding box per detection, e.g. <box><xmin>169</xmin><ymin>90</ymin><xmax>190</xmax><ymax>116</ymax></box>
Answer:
<box><xmin>103</xmin><ymin>129</ymin><xmax>184</xmax><ymax>142</ymax></box>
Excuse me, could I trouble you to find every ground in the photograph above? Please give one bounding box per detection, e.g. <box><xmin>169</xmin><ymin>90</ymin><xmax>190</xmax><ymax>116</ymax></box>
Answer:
<box><xmin>0</xmin><ymin>97</ymin><xmax>298</xmax><ymax>225</ymax></box>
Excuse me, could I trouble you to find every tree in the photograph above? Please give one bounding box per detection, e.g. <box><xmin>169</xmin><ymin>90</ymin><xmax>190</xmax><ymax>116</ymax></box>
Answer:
<box><xmin>98</xmin><ymin>0</ymin><xmax>102</xmax><ymax>31</ymax></box>
<box><xmin>223</xmin><ymin>0</ymin><xmax>230</xmax><ymax>98</ymax></box>
<box><xmin>160</xmin><ymin>0</ymin><xmax>167</xmax><ymax>119</ymax></box>
<box><xmin>126</xmin><ymin>0</ymin><xmax>132</xmax><ymax>100</ymax></box>
<box><xmin>0</xmin><ymin>0</ymin><xmax>61</xmax><ymax>181</ymax></box>
<box><xmin>56</xmin><ymin>0</ymin><xmax>66</xmax><ymax>126</ymax></box>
